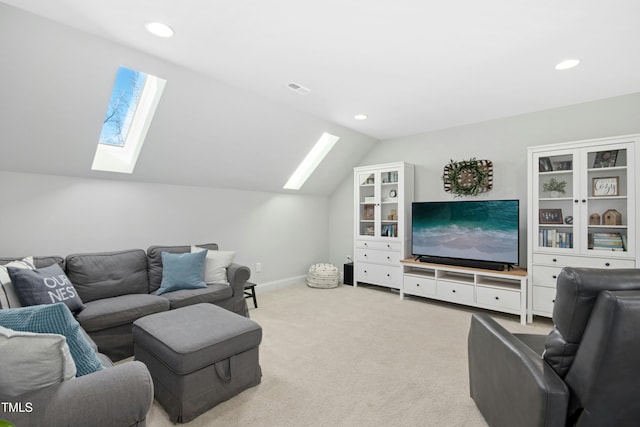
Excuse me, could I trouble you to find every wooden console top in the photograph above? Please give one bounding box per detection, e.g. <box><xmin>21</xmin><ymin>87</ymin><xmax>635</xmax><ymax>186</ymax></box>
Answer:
<box><xmin>400</xmin><ymin>258</ymin><xmax>527</xmax><ymax>277</ymax></box>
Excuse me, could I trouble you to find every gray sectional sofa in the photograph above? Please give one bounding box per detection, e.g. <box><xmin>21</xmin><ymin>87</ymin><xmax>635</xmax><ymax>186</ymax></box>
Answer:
<box><xmin>0</xmin><ymin>243</ymin><xmax>251</xmax><ymax>426</ymax></box>
<box><xmin>68</xmin><ymin>243</ymin><xmax>250</xmax><ymax>361</ymax></box>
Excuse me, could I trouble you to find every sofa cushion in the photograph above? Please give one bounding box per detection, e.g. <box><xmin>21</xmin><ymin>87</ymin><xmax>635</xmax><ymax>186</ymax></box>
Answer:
<box><xmin>8</xmin><ymin>263</ymin><xmax>85</xmax><ymax>313</ymax></box>
<box><xmin>0</xmin><ymin>303</ymin><xmax>104</xmax><ymax>376</ymax></box>
<box><xmin>159</xmin><ymin>283</ymin><xmax>234</xmax><ymax>309</ymax></box>
<box><xmin>0</xmin><ymin>256</ymin><xmax>64</xmax><ymax>269</ymax></box>
<box><xmin>0</xmin><ymin>257</ymin><xmax>35</xmax><ymax>309</ymax></box>
<box><xmin>76</xmin><ymin>294</ymin><xmax>170</xmax><ymax>332</ymax></box>
<box><xmin>65</xmin><ymin>249</ymin><xmax>150</xmax><ymax>303</ymax></box>
<box><xmin>96</xmin><ymin>352</ymin><xmax>114</xmax><ymax>368</ymax></box>
<box><xmin>0</xmin><ymin>325</ymin><xmax>76</xmax><ymax>398</ymax></box>
<box><xmin>191</xmin><ymin>246</ymin><xmax>235</xmax><ymax>284</ymax></box>
<box><xmin>156</xmin><ymin>251</ymin><xmax>208</xmax><ymax>296</ymax></box>
<box><xmin>147</xmin><ymin>243</ymin><xmax>218</xmax><ymax>293</ymax></box>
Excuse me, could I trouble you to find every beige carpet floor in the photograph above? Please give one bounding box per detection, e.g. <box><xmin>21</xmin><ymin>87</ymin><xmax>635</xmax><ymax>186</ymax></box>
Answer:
<box><xmin>146</xmin><ymin>282</ymin><xmax>552</xmax><ymax>427</ymax></box>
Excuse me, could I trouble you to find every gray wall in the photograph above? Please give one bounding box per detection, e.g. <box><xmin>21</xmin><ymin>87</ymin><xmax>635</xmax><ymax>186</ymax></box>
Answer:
<box><xmin>0</xmin><ymin>171</ymin><xmax>329</xmax><ymax>284</ymax></box>
<box><xmin>329</xmin><ymin>93</ymin><xmax>640</xmax><ymax>269</ymax></box>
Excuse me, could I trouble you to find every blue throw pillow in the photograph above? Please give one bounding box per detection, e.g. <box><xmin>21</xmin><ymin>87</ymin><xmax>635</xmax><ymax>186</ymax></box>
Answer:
<box><xmin>156</xmin><ymin>250</ymin><xmax>208</xmax><ymax>296</ymax></box>
<box><xmin>0</xmin><ymin>303</ymin><xmax>104</xmax><ymax>376</ymax></box>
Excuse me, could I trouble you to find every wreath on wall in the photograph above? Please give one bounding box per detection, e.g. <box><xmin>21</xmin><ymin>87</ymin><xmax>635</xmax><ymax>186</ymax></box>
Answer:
<box><xmin>442</xmin><ymin>158</ymin><xmax>493</xmax><ymax>197</ymax></box>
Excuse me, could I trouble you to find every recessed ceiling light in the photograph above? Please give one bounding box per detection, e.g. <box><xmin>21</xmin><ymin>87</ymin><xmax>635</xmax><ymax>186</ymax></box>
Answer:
<box><xmin>287</xmin><ymin>82</ymin><xmax>311</xmax><ymax>95</ymax></box>
<box><xmin>354</xmin><ymin>114</ymin><xmax>368</xmax><ymax>120</ymax></box>
<box><xmin>555</xmin><ymin>58</ymin><xmax>580</xmax><ymax>70</ymax></box>
<box><xmin>145</xmin><ymin>22</ymin><xmax>174</xmax><ymax>38</ymax></box>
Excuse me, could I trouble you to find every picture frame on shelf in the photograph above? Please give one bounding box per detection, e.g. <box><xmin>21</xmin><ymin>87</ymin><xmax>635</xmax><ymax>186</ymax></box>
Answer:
<box><xmin>363</xmin><ymin>204</ymin><xmax>375</xmax><ymax>220</ymax></box>
<box><xmin>538</xmin><ymin>157</ymin><xmax>553</xmax><ymax>172</ymax></box>
<box><xmin>593</xmin><ymin>150</ymin><xmax>618</xmax><ymax>168</ymax></box>
<box><xmin>539</xmin><ymin>208</ymin><xmax>564</xmax><ymax>224</ymax></box>
<box><xmin>592</xmin><ymin>176</ymin><xmax>619</xmax><ymax>197</ymax></box>
<box><xmin>553</xmin><ymin>160</ymin><xmax>572</xmax><ymax>171</ymax></box>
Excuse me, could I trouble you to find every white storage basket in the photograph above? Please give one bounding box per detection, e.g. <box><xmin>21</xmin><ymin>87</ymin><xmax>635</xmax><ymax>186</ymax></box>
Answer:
<box><xmin>306</xmin><ymin>263</ymin><xmax>339</xmax><ymax>288</ymax></box>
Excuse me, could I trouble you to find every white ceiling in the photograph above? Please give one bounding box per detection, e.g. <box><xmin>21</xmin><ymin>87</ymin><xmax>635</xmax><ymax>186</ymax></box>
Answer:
<box><xmin>1</xmin><ymin>1</ymin><xmax>640</xmax><ymax>195</ymax></box>
<box><xmin>4</xmin><ymin>0</ymin><xmax>640</xmax><ymax>140</ymax></box>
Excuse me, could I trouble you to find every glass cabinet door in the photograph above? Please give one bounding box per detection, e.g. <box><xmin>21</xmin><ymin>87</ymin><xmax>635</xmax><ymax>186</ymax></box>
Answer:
<box><xmin>379</xmin><ymin>169</ymin><xmax>399</xmax><ymax>238</ymax></box>
<box><xmin>357</xmin><ymin>171</ymin><xmax>376</xmax><ymax>238</ymax></box>
<box><xmin>534</xmin><ymin>151</ymin><xmax>577</xmax><ymax>252</ymax></box>
<box><xmin>583</xmin><ymin>145</ymin><xmax>631</xmax><ymax>255</ymax></box>
<box><xmin>356</xmin><ymin>168</ymin><xmax>402</xmax><ymax>239</ymax></box>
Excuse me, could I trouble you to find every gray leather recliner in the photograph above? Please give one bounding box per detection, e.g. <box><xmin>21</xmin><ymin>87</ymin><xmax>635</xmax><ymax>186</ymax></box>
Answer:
<box><xmin>468</xmin><ymin>267</ymin><xmax>640</xmax><ymax>427</ymax></box>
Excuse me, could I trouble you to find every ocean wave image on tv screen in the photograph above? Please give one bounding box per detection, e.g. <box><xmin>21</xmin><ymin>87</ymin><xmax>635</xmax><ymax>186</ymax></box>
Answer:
<box><xmin>412</xmin><ymin>201</ymin><xmax>518</xmax><ymax>264</ymax></box>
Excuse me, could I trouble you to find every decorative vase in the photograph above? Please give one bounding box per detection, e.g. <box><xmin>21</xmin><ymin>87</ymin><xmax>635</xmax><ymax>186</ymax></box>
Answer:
<box><xmin>550</xmin><ymin>191</ymin><xmax>561</xmax><ymax>198</ymax></box>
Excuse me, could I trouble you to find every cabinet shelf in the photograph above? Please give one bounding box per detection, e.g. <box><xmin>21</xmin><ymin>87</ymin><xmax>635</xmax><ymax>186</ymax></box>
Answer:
<box><xmin>405</xmin><ymin>268</ymin><xmax>435</xmax><ymax>278</ymax></box>
<box><xmin>438</xmin><ymin>271</ymin><xmax>474</xmax><ymax>284</ymax></box>
<box><xmin>540</xmin><ymin>198</ymin><xmax>573</xmax><ymax>202</ymax></box>
<box><xmin>587</xmin><ymin>166</ymin><xmax>627</xmax><ymax>172</ymax></box>
<box><xmin>539</xmin><ymin>170</ymin><xmax>573</xmax><ymax>176</ymax></box>
<box><xmin>588</xmin><ymin>196</ymin><xmax>627</xmax><ymax>200</ymax></box>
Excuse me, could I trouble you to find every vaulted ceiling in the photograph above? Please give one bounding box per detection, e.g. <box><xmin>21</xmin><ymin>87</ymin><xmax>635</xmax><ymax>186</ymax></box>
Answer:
<box><xmin>1</xmin><ymin>1</ymin><xmax>639</xmax><ymax>195</ymax></box>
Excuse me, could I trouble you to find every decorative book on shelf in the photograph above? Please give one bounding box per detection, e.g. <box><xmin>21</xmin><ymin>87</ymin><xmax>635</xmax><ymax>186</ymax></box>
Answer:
<box><xmin>539</xmin><ymin>229</ymin><xmax>573</xmax><ymax>248</ymax></box>
<box><xmin>589</xmin><ymin>232</ymin><xmax>625</xmax><ymax>251</ymax></box>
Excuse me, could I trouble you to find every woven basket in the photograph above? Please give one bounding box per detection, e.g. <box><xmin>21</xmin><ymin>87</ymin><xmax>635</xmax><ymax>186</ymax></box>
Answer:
<box><xmin>306</xmin><ymin>263</ymin><xmax>339</xmax><ymax>288</ymax></box>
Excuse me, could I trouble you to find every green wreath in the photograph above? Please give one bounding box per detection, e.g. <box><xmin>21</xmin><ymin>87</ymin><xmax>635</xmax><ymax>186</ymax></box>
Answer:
<box><xmin>442</xmin><ymin>158</ymin><xmax>492</xmax><ymax>197</ymax></box>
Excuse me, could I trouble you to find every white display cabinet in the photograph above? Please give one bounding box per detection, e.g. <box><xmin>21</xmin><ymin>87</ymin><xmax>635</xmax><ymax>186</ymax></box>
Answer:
<box><xmin>527</xmin><ymin>134</ymin><xmax>638</xmax><ymax>320</ymax></box>
<box><xmin>353</xmin><ymin>162</ymin><xmax>414</xmax><ymax>289</ymax></box>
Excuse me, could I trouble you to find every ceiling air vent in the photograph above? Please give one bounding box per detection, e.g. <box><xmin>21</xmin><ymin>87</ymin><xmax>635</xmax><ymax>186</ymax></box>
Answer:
<box><xmin>287</xmin><ymin>82</ymin><xmax>311</xmax><ymax>95</ymax></box>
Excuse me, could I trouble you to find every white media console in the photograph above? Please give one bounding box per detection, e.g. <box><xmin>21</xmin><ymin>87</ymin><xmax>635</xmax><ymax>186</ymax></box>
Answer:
<box><xmin>400</xmin><ymin>259</ymin><xmax>528</xmax><ymax>325</ymax></box>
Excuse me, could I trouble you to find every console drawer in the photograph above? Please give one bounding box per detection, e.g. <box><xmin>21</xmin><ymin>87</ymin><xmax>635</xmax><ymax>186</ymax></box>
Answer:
<box><xmin>355</xmin><ymin>248</ymin><xmax>401</xmax><ymax>264</ymax></box>
<box><xmin>532</xmin><ymin>253</ymin><xmax>634</xmax><ymax>269</ymax></box>
<box><xmin>532</xmin><ymin>285</ymin><xmax>556</xmax><ymax>315</ymax></box>
<box><xmin>403</xmin><ymin>275</ymin><xmax>436</xmax><ymax>298</ymax></box>
<box><xmin>356</xmin><ymin>263</ymin><xmax>400</xmax><ymax>289</ymax></box>
<box><xmin>476</xmin><ymin>286</ymin><xmax>521</xmax><ymax>312</ymax></box>
<box><xmin>355</xmin><ymin>240</ymin><xmax>401</xmax><ymax>252</ymax></box>
<box><xmin>436</xmin><ymin>281</ymin><xmax>474</xmax><ymax>305</ymax></box>
<box><xmin>531</xmin><ymin>265</ymin><xmax>563</xmax><ymax>288</ymax></box>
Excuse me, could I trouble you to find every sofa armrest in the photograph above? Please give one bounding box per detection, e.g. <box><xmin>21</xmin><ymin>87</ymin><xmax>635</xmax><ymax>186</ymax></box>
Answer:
<box><xmin>468</xmin><ymin>313</ymin><xmax>569</xmax><ymax>427</ymax></box>
<box><xmin>227</xmin><ymin>262</ymin><xmax>251</xmax><ymax>315</ymax></box>
<box><xmin>2</xmin><ymin>361</ymin><xmax>153</xmax><ymax>427</ymax></box>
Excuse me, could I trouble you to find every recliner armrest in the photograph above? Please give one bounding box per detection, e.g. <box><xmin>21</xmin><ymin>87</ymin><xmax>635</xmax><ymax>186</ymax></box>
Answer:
<box><xmin>1</xmin><ymin>361</ymin><xmax>153</xmax><ymax>427</ymax></box>
<box><xmin>468</xmin><ymin>313</ymin><xmax>568</xmax><ymax>427</ymax></box>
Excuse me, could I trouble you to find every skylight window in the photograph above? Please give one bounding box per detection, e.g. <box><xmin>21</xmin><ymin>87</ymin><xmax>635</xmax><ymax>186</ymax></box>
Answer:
<box><xmin>283</xmin><ymin>132</ymin><xmax>340</xmax><ymax>190</ymax></box>
<box><xmin>92</xmin><ymin>66</ymin><xmax>166</xmax><ymax>173</ymax></box>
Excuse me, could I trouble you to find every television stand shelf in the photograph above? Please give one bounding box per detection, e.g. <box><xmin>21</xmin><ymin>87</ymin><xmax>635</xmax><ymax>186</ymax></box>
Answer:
<box><xmin>400</xmin><ymin>259</ymin><xmax>528</xmax><ymax>324</ymax></box>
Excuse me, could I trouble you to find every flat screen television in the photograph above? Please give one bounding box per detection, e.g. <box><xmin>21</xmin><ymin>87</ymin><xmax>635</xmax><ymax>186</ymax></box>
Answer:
<box><xmin>411</xmin><ymin>199</ymin><xmax>519</xmax><ymax>270</ymax></box>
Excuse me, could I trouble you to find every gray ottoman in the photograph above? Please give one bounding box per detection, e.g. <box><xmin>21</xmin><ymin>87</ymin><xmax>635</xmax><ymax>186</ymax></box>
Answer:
<box><xmin>132</xmin><ymin>303</ymin><xmax>262</xmax><ymax>423</ymax></box>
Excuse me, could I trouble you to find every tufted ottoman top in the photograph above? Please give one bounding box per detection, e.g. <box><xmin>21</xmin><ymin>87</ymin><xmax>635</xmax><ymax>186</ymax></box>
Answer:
<box><xmin>132</xmin><ymin>303</ymin><xmax>262</xmax><ymax>375</ymax></box>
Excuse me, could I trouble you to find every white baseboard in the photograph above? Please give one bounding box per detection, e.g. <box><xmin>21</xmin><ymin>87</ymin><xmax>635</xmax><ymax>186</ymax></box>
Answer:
<box><xmin>253</xmin><ymin>275</ymin><xmax>306</xmax><ymax>293</ymax></box>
